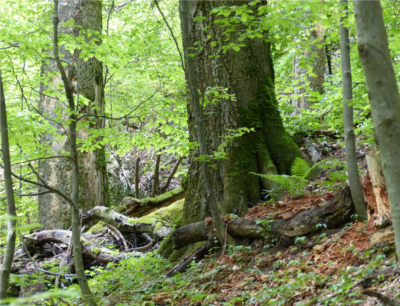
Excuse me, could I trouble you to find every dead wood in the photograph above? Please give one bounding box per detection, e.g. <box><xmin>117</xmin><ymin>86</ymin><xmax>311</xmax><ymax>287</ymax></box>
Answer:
<box><xmin>116</xmin><ymin>187</ymin><xmax>184</xmax><ymax>217</ymax></box>
<box><xmin>21</xmin><ymin>229</ymin><xmax>142</xmax><ymax>266</ymax></box>
<box><xmin>362</xmin><ymin>290</ymin><xmax>400</xmax><ymax>306</ymax></box>
<box><xmin>172</xmin><ymin>186</ymin><xmax>353</xmax><ymax>250</ymax></box>
<box><xmin>364</xmin><ymin>147</ymin><xmax>391</xmax><ymax>228</ymax></box>
<box><xmin>166</xmin><ymin>240</ymin><xmax>214</xmax><ymax>278</ymax></box>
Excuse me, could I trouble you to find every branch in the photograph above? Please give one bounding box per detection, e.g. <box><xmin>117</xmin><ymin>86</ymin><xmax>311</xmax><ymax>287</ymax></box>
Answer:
<box><xmin>77</xmin><ymin>86</ymin><xmax>160</xmax><ymax>122</ymax></box>
<box><xmin>160</xmin><ymin>156</ymin><xmax>183</xmax><ymax>193</ymax></box>
<box><xmin>11</xmin><ymin>155</ymin><xmax>76</xmax><ymax>167</ymax></box>
<box><xmin>153</xmin><ymin>0</ymin><xmax>185</xmax><ymax>72</ymax></box>
<box><xmin>0</xmin><ymin>162</ymin><xmax>76</xmax><ymax>209</ymax></box>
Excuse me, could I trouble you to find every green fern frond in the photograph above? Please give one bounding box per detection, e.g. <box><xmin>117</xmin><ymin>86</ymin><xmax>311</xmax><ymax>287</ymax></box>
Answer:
<box><xmin>291</xmin><ymin>157</ymin><xmax>311</xmax><ymax>178</ymax></box>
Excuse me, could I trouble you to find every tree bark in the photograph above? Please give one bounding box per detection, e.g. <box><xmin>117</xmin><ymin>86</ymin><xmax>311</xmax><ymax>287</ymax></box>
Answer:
<box><xmin>172</xmin><ymin>186</ymin><xmax>353</xmax><ymax>250</ymax></box>
<box><xmin>151</xmin><ymin>153</ymin><xmax>161</xmax><ymax>198</ymax></box>
<box><xmin>135</xmin><ymin>157</ymin><xmax>140</xmax><ymax>199</ymax></box>
<box><xmin>340</xmin><ymin>0</ymin><xmax>367</xmax><ymax>221</ymax></box>
<box><xmin>38</xmin><ymin>0</ymin><xmax>108</xmax><ymax>230</ymax></box>
<box><xmin>353</xmin><ymin>0</ymin><xmax>400</xmax><ymax>258</ymax></box>
<box><xmin>0</xmin><ymin>70</ymin><xmax>17</xmax><ymax>299</ymax></box>
<box><xmin>180</xmin><ymin>0</ymin><xmax>303</xmax><ymax>228</ymax></box>
<box><xmin>52</xmin><ymin>2</ymin><xmax>95</xmax><ymax>303</ymax></box>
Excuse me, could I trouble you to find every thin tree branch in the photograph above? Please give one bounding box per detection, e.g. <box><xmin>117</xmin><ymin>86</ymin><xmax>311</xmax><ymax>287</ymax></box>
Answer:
<box><xmin>153</xmin><ymin>0</ymin><xmax>185</xmax><ymax>72</ymax></box>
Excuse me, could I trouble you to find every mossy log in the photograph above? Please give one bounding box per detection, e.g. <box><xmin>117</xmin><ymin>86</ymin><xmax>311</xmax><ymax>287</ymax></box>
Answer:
<box><xmin>172</xmin><ymin>186</ymin><xmax>353</xmax><ymax>249</ymax></box>
<box><xmin>83</xmin><ymin>199</ymin><xmax>184</xmax><ymax>238</ymax></box>
<box><xmin>116</xmin><ymin>188</ymin><xmax>184</xmax><ymax>217</ymax></box>
<box><xmin>22</xmin><ymin>230</ymin><xmax>142</xmax><ymax>266</ymax></box>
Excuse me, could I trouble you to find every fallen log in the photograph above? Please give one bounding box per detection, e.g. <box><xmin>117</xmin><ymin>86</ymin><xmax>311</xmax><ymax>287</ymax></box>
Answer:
<box><xmin>172</xmin><ymin>186</ymin><xmax>353</xmax><ymax>249</ymax></box>
<box><xmin>116</xmin><ymin>187</ymin><xmax>184</xmax><ymax>217</ymax></box>
<box><xmin>22</xmin><ymin>229</ymin><xmax>142</xmax><ymax>266</ymax></box>
<box><xmin>83</xmin><ymin>199</ymin><xmax>184</xmax><ymax>238</ymax></box>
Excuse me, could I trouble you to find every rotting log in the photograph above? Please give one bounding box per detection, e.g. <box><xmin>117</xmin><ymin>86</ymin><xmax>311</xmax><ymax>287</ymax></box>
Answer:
<box><xmin>84</xmin><ymin>199</ymin><xmax>184</xmax><ymax>238</ymax></box>
<box><xmin>116</xmin><ymin>187</ymin><xmax>184</xmax><ymax>217</ymax></box>
<box><xmin>172</xmin><ymin>186</ymin><xmax>353</xmax><ymax>250</ymax></box>
<box><xmin>21</xmin><ymin>229</ymin><xmax>142</xmax><ymax>266</ymax></box>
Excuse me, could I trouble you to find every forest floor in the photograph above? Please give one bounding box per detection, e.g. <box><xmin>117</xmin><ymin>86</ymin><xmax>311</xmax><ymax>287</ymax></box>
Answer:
<box><xmin>83</xmin><ymin>193</ymin><xmax>398</xmax><ymax>306</ymax></box>
<box><xmin>81</xmin><ymin>138</ymin><xmax>399</xmax><ymax>306</ymax></box>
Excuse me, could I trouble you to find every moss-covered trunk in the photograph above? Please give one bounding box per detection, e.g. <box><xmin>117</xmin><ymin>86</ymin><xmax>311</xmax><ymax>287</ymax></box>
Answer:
<box><xmin>181</xmin><ymin>1</ymin><xmax>303</xmax><ymax>225</ymax></box>
<box><xmin>38</xmin><ymin>0</ymin><xmax>108</xmax><ymax>230</ymax></box>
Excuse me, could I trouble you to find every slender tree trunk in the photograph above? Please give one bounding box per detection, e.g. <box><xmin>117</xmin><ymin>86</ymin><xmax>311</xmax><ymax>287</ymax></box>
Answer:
<box><xmin>180</xmin><ymin>0</ymin><xmax>303</xmax><ymax>226</ymax></box>
<box><xmin>135</xmin><ymin>157</ymin><xmax>140</xmax><ymax>199</ymax></box>
<box><xmin>353</xmin><ymin>0</ymin><xmax>400</xmax><ymax>258</ymax></box>
<box><xmin>39</xmin><ymin>0</ymin><xmax>108</xmax><ymax>230</ymax></box>
<box><xmin>52</xmin><ymin>1</ymin><xmax>95</xmax><ymax>303</ymax></box>
<box><xmin>0</xmin><ymin>71</ymin><xmax>17</xmax><ymax>299</ymax></box>
<box><xmin>151</xmin><ymin>153</ymin><xmax>161</xmax><ymax>198</ymax></box>
<box><xmin>160</xmin><ymin>157</ymin><xmax>183</xmax><ymax>193</ymax></box>
<box><xmin>340</xmin><ymin>0</ymin><xmax>367</xmax><ymax>221</ymax></box>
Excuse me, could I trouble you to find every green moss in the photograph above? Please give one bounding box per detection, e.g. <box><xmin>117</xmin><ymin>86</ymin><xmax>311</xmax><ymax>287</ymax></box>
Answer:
<box><xmin>158</xmin><ymin>234</ymin><xmax>174</xmax><ymax>259</ymax></box>
<box><xmin>87</xmin><ymin>221</ymin><xmax>107</xmax><ymax>235</ymax></box>
<box><xmin>126</xmin><ymin>199</ymin><xmax>184</xmax><ymax>230</ymax></box>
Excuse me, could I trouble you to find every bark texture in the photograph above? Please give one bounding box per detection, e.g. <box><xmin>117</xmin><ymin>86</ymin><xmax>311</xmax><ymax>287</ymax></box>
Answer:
<box><xmin>173</xmin><ymin>186</ymin><xmax>353</xmax><ymax>250</ymax></box>
<box><xmin>0</xmin><ymin>71</ymin><xmax>17</xmax><ymax>299</ymax></box>
<box><xmin>353</xmin><ymin>0</ymin><xmax>400</xmax><ymax>258</ymax></box>
<box><xmin>181</xmin><ymin>0</ymin><xmax>303</xmax><ymax>226</ymax></box>
<box><xmin>39</xmin><ymin>0</ymin><xmax>108</xmax><ymax>230</ymax></box>
<box><xmin>340</xmin><ymin>0</ymin><xmax>367</xmax><ymax>221</ymax></box>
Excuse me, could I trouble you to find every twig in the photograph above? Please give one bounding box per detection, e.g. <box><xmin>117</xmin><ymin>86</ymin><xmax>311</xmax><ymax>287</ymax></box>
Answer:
<box><xmin>153</xmin><ymin>0</ymin><xmax>185</xmax><ymax>72</ymax></box>
<box><xmin>106</xmin><ymin>223</ymin><xmax>129</xmax><ymax>252</ymax></box>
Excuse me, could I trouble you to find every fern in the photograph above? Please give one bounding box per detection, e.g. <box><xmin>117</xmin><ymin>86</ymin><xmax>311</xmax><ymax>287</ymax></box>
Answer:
<box><xmin>251</xmin><ymin>157</ymin><xmax>322</xmax><ymax>199</ymax></box>
<box><xmin>291</xmin><ymin>158</ymin><xmax>311</xmax><ymax>178</ymax></box>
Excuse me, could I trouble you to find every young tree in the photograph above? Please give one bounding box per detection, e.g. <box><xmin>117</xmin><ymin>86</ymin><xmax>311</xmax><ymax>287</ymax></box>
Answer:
<box><xmin>340</xmin><ymin>0</ymin><xmax>367</xmax><ymax>221</ymax></box>
<box><xmin>50</xmin><ymin>1</ymin><xmax>96</xmax><ymax>303</ymax></box>
<box><xmin>353</xmin><ymin>0</ymin><xmax>400</xmax><ymax>257</ymax></box>
<box><xmin>180</xmin><ymin>0</ymin><xmax>304</xmax><ymax>226</ymax></box>
<box><xmin>0</xmin><ymin>71</ymin><xmax>17</xmax><ymax>299</ymax></box>
<box><xmin>38</xmin><ymin>0</ymin><xmax>108</xmax><ymax>230</ymax></box>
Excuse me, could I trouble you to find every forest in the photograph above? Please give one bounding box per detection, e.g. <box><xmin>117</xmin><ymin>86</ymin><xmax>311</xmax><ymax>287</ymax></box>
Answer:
<box><xmin>1</xmin><ymin>0</ymin><xmax>400</xmax><ymax>305</ymax></box>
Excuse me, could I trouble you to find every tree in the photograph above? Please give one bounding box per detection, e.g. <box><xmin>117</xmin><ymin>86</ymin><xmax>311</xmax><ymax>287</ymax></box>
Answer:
<box><xmin>38</xmin><ymin>0</ymin><xmax>108</xmax><ymax>230</ymax></box>
<box><xmin>51</xmin><ymin>0</ymin><xmax>95</xmax><ymax>302</ymax></box>
<box><xmin>339</xmin><ymin>0</ymin><xmax>367</xmax><ymax>221</ymax></box>
<box><xmin>180</xmin><ymin>0</ymin><xmax>304</xmax><ymax>226</ymax></box>
<box><xmin>292</xmin><ymin>21</ymin><xmax>326</xmax><ymax>112</ymax></box>
<box><xmin>0</xmin><ymin>70</ymin><xmax>17</xmax><ymax>299</ymax></box>
<box><xmin>353</xmin><ymin>0</ymin><xmax>400</xmax><ymax>258</ymax></box>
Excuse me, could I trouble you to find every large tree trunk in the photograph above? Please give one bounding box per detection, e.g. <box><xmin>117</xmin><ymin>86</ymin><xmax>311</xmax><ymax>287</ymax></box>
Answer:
<box><xmin>181</xmin><ymin>1</ymin><xmax>303</xmax><ymax>225</ymax></box>
<box><xmin>353</xmin><ymin>0</ymin><xmax>400</xmax><ymax>258</ymax></box>
<box><xmin>38</xmin><ymin>0</ymin><xmax>108</xmax><ymax>230</ymax></box>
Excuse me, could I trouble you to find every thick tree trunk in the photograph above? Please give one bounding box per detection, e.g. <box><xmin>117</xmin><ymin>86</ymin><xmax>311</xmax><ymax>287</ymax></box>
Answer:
<box><xmin>181</xmin><ymin>0</ymin><xmax>303</xmax><ymax>226</ymax></box>
<box><xmin>38</xmin><ymin>0</ymin><xmax>108</xmax><ymax>230</ymax></box>
<box><xmin>340</xmin><ymin>0</ymin><xmax>367</xmax><ymax>221</ymax></box>
<box><xmin>0</xmin><ymin>71</ymin><xmax>17</xmax><ymax>299</ymax></box>
<box><xmin>353</xmin><ymin>0</ymin><xmax>400</xmax><ymax>258</ymax></box>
